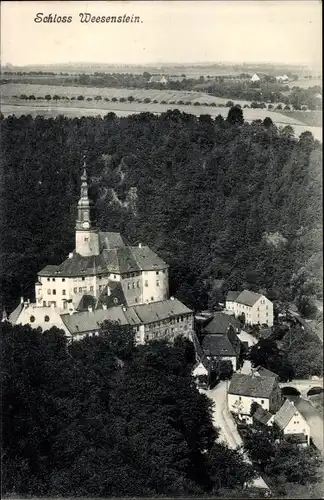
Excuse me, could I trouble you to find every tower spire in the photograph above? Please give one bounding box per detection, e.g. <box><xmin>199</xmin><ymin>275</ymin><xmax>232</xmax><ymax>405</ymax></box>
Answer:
<box><xmin>75</xmin><ymin>155</ymin><xmax>100</xmax><ymax>256</ymax></box>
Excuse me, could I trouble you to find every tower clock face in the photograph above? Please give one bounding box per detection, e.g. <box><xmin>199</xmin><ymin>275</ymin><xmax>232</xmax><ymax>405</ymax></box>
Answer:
<box><xmin>82</xmin><ymin>221</ymin><xmax>90</xmax><ymax>229</ymax></box>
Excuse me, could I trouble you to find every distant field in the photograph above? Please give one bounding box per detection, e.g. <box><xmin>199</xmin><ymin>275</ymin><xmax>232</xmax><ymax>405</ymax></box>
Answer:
<box><xmin>1</xmin><ymin>82</ymin><xmax>253</xmax><ymax>106</ymax></box>
<box><xmin>286</xmin><ymin>78</ymin><xmax>322</xmax><ymax>89</ymax></box>
<box><xmin>277</xmin><ymin>110</ymin><xmax>322</xmax><ymax>127</ymax></box>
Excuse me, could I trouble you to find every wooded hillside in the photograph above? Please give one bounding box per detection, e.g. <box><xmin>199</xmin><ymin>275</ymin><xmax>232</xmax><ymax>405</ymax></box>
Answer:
<box><xmin>0</xmin><ymin>110</ymin><xmax>322</xmax><ymax>314</ymax></box>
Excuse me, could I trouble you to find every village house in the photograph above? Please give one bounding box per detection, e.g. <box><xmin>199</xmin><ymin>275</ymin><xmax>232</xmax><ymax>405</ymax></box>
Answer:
<box><xmin>228</xmin><ymin>371</ymin><xmax>282</xmax><ymax>424</ymax></box>
<box><xmin>225</xmin><ymin>290</ymin><xmax>274</xmax><ymax>327</ymax></box>
<box><xmin>201</xmin><ymin>328</ymin><xmax>242</xmax><ymax>371</ymax></box>
<box><xmin>148</xmin><ymin>75</ymin><xmax>168</xmax><ymax>84</ymax></box>
<box><xmin>202</xmin><ymin>312</ymin><xmax>241</xmax><ymax>335</ymax></box>
<box><xmin>251</xmin><ymin>73</ymin><xmax>261</xmax><ymax>82</ymax></box>
<box><xmin>9</xmin><ymin>164</ymin><xmax>193</xmax><ymax>343</ymax></box>
<box><xmin>273</xmin><ymin>399</ymin><xmax>310</xmax><ymax>446</ymax></box>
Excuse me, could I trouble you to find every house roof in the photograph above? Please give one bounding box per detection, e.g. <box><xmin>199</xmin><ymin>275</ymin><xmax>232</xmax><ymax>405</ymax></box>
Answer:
<box><xmin>60</xmin><ymin>298</ymin><xmax>192</xmax><ymax>335</ymax></box>
<box><xmin>8</xmin><ymin>303</ymin><xmax>23</xmax><ymax>324</ymax></box>
<box><xmin>226</xmin><ymin>291</ymin><xmax>240</xmax><ymax>301</ymax></box>
<box><xmin>228</xmin><ymin>373</ymin><xmax>277</xmax><ymax>398</ymax></box>
<box><xmin>202</xmin><ymin>329</ymin><xmax>241</xmax><ymax>358</ymax></box>
<box><xmin>96</xmin><ymin>282</ymin><xmax>126</xmax><ymax>309</ymax></box>
<box><xmin>253</xmin><ymin>406</ymin><xmax>273</xmax><ymax>425</ymax></box>
<box><xmin>256</xmin><ymin>367</ymin><xmax>279</xmax><ymax>379</ymax></box>
<box><xmin>75</xmin><ymin>294</ymin><xmax>97</xmax><ymax>312</ymax></box>
<box><xmin>131</xmin><ymin>298</ymin><xmax>192</xmax><ymax>325</ymax></box>
<box><xmin>274</xmin><ymin>399</ymin><xmax>298</xmax><ymax>430</ymax></box>
<box><xmin>203</xmin><ymin>312</ymin><xmax>240</xmax><ymax>335</ymax></box>
<box><xmin>99</xmin><ymin>231</ymin><xmax>126</xmax><ymax>250</ymax></box>
<box><xmin>235</xmin><ymin>290</ymin><xmax>262</xmax><ymax>307</ymax></box>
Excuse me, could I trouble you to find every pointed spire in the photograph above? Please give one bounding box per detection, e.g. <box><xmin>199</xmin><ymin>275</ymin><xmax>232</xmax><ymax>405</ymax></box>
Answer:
<box><xmin>81</xmin><ymin>154</ymin><xmax>87</xmax><ymax>182</ymax></box>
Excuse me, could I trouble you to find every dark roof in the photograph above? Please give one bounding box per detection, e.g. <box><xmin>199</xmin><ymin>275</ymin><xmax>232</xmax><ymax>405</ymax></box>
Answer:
<box><xmin>274</xmin><ymin>400</ymin><xmax>298</xmax><ymax>430</ymax></box>
<box><xmin>285</xmin><ymin>433</ymin><xmax>308</xmax><ymax>444</ymax></box>
<box><xmin>96</xmin><ymin>282</ymin><xmax>126</xmax><ymax>309</ymax></box>
<box><xmin>203</xmin><ymin>312</ymin><xmax>240</xmax><ymax>335</ymax></box>
<box><xmin>202</xmin><ymin>329</ymin><xmax>241</xmax><ymax>358</ymax></box>
<box><xmin>61</xmin><ymin>298</ymin><xmax>192</xmax><ymax>335</ymax></box>
<box><xmin>39</xmin><ymin>241</ymin><xmax>168</xmax><ymax>278</ymax></box>
<box><xmin>228</xmin><ymin>373</ymin><xmax>277</xmax><ymax>398</ymax></box>
<box><xmin>259</xmin><ymin>327</ymin><xmax>274</xmax><ymax>339</ymax></box>
<box><xmin>226</xmin><ymin>291</ymin><xmax>240</xmax><ymax>301</ymax></box>
<box><xmin>76</xmin><ymin>294</ymin><xmax>97</xmax><ymax>312</ymax></box>
<box><xmin>236</xmin><ymin>290</ymin><xmax>262</xmax><ymax>307</ymax></box>
<box><xmin>253</xmin><ymin>407</ymin><xmax>273</xmax><ymax>425</ymax></box>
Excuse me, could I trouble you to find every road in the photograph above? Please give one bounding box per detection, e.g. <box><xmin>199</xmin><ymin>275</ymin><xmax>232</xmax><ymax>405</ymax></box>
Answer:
<box><xmin>288</xmin><ymin>309</ymin><xmax>323</xmax><ymax>344</ymax></box>
<box><xmin>203</xmin><ymin>382</ymin><xmax>270</xmax><ymax>490</ymax></box>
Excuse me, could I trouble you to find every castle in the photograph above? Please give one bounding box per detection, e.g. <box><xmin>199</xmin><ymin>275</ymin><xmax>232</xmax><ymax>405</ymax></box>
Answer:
<box><xmin>9</xmin><ymin>164</ymin><xmax>194</xmax><ymax>343</ymax></box>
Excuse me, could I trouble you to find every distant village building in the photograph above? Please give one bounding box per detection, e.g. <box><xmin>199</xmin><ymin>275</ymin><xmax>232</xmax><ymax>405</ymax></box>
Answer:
<box><xmin>228</xmin><ymin>370</ymin><xmax>282</xmax><ymax>424</ymax></box>
<box><xmin>251</xmin><ymin>73</ymin><xmax>261</xmax><ymax>82</ymax></box>
<box><xmin>225</xmin><ymin>290</ymin><xmax>274</xmax><ymax>327</ymax></box>
<box><xmin>275</xmin><ymin>75</ymin><xmax>289</xmax><ymax>82</ymax></box>
<box><xmin>148</xmin><ymin>75</ymin><xmax>168</xmax><ymax>84</ymax></box>
<box><xmin>9</xmin><ymin>164</ymin><xmax>193</xmax><ymax>343</ymax></box>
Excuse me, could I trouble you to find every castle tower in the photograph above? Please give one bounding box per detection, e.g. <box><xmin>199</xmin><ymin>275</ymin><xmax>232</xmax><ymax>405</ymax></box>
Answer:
<box><xmin>75</xmin><ymin>161</ymin><xmax>100</xmax><ymax>256</ymax></box>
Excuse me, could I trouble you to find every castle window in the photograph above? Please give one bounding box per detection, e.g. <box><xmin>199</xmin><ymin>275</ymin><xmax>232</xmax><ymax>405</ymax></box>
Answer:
<box><xmin>47</xmin><ymin>278</ymin><xmax>50</xmax><ymax>281</ymax></box>
<box><xmin>127</xmin><ymin>283</ymin><xmax>131</xmax><ymax>290</ymax></box>
<box><xmin>79</xmin><ymin>287</ymin><xmax>82</xmax><ymax>293</ymax></box>
<box><xmin>132</xmin><ymin>282</ymin><xmax>135</xmax><ymax>289</ymax></box>
<box><xmin>48</xmin><ymin>289</ymin><xmax>51</xmax><ymax>295</ymax></box>
<box><xmin>90</xmin><ymin>286</ymin><xmax>94</xmax><ymax>292</ymax></box>
<box><xmin>84</xmin><ymin>237</ymin><xmax>89</xmax><ymax>242</ymax></box>
<box><xmin>62</xmin><ymin>290</ymin><xmax>66</xmax><ymax>295</ymax></box>
<box><xmin>144</xmin><ymin>280</ymin><xmax>148</xmax><ymax>287</ymax></box>
<box><xmin>74</xmin><ymin>287</ymin><xmax>77</xmax><ymax>293</ymax></box>
<box><xmin>135</xmin><ymin>298</ymin><xmax>138</xmax><ymax>303</ymax></box>
<box><xmin>82</xmin><ymin>277</ymin><xmax>85</xmax><ymax>281</ymax></box>
<box><xmin>52</xmin><ymin>301</ymin><xmax>56</xmax><ymax>307</ymax></box>
<box><xmin>162</xmin><ymin>269</ymin><xmax>165</xmax><ymax>274</ymax></box>
<box><xmin>151</xmin><ymin>296</ymin><xmax>154</xmax><ymax>301</ymax></box>
<box><xmin>137</xmin><ymin>281</ymin><xmax>140</xmax><ymax>288</ymax></box>
<box><xmin>52</xmin><ymin>278</ymin><xmax>55</xmax><ymax>282</ymax></box>
<box><xmin>52</xmin><ymin>290</ymin><xmax>56</xmax><ymax>295</ymax></box>
<box><xmin>43</xmin><ymin>301</ymin><xmax>46</xmax><ymax>307</ymax></box>
<box><xmin>156</xmin><ymin>280</ymin><xmax>160</xmax><ymax>287</ymax></box>
<box><xmin>44</xmin><ymin>315</ymin><xmax>50</xmax><ymax>322</ymax></box>
<box><xmin>114</xmin><ymin>297</ymin><xmax>118</xmax><ymax>304</ymax></box>
<box><xmin>114</xmin><ymin>275</ymin><xmax>116</xmax><ymax>279</ymax></box>
<box><xmin>30</xmin><ymin>316</ymin><xmax>35</xmax><ymax>323</ymax></box>
<box><xmin>63</xmin><ymin>301</ymin><xmax>67</xmax><ymax>310</ymax></box>
<box><xmin>156</xmin><ymin>271</ymin><xmax>159</xmax><ymax>275</ymax></box>
<box><xmin>62</xmin><ymin>278</ymin><xmax>65</xmax><ymax>282</ymax></box>
<box><xmin>261</xmin><ymin>400</ymin><xmax>264</xmax><ymax>404</ymax></box>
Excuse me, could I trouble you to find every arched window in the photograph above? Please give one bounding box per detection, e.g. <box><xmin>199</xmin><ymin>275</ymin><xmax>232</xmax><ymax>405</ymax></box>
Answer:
<box><xmin>30</xmin><ymin>316</ymin><xmax>35</xmax><ymax>323</ymax></box>
<box><xmin>44</xmin><ymin>315</ymin><xmax>50</xmax><ymax>322</ymax></box>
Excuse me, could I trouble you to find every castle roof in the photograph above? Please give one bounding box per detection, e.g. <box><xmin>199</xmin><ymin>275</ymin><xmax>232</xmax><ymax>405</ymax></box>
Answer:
<box><xmin>60</xmin><ymin>298</ymin><xmax>192</xmax><ymax>336</ymax></box>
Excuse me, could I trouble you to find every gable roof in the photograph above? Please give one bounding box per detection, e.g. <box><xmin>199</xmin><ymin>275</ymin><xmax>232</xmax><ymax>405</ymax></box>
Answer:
<box><xmin>203</xmin><ymin>312</ymin><xmax>240</xmax><ymax>335</ymax></box>
<box><xmin>96</xmin><ymin>282</ymin><xmax>126</xmax><ymax>309</ymax></box>
<box><xmin>226</xmin><ymin>291</ymin><xmax>240</xmax><ymax>301</ymax></box>
<box><xmin>274</xmin><ymin>399</ymin><xmax>298</xmax><ymax>430</ymax></box>
<box><xmin>202</xmin><ymin>329</ymin><xmax>241</xmax><ymax>358</ymax></box>
<box><xmin>235</xmin><ymin>290</ymin><xmax>262</xmax><ymax>307</ymax></box>
<box><xmin>76</xmin><ymin>294</ymin><xmax>97</xmax><ymax>312</ymax></box>
<box><xmin>228</xmin><ymin>373</ymin><xmax>277</xmax><ymax>398</ymax></box>
<box><xmin>8</xmin><ymin>303</ymin><xmax>23</xmax><ymax>324</ymax></box>
<box><xmin>253</xmin><ymin>406</ymin><xmax>273</xmax><ymax>425</ymax></box>
<box><xmin>99</xmin><ymin>231</ymin><xmax>126</xmax><ymax>250</ymax></box>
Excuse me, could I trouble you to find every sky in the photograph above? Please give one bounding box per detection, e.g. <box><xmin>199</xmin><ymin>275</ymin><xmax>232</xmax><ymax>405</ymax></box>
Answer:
<box><xmin>1</xmin><ymin>1</ymin><xmax>322</xmax><ymax>67</ymax></box>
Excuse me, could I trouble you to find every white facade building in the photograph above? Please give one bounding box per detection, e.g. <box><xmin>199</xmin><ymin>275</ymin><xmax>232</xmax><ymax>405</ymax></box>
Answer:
<box><xmin>225</xmin><ymin>290</ymin><xmax>274</xmax><ymax>327</ymax></box>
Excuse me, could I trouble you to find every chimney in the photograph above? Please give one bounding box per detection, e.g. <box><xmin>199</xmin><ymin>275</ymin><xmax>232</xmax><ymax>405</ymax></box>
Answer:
<box><xmin>107</xmin><ymin>286</ymin><xmax>111</xmax><ymax>297</ymax></box>
<box><xmin>102</xmin><ymin>304</ymin><xmax>107</xmax><ymax>310</ymax></box>
<box><xmin>170</xmin><ymin>296</ymin><xmax>175</xmax><ymax>301</ymax></box>
<box><xmin>68</xmin><ymin>308</ymin><xmax>74</xmax><ymax>315</ymax></box>
<box><xmin>88</xmin><ymin>305</ymin><xmax>93</xmax><ymax>313</ymax></box>
<box><xmin>20</xmin><ymin>296</ymin><xmax>24</xmax><ymax>304</ymax></box>
<box><xmin>68</xmin><ymin>252</ymin><xmax>73</xmax><ymax>259</ymax></box>
<box><xmin>138</xmin><ymin>242</ymin><xmax>142</xmax><ymax>248</ymax></box>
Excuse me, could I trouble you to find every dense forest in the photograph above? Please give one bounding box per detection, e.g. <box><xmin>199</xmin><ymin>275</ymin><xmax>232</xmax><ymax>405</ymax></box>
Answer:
<box><xmin>1</xmin><ymin>321</ymin><xmax>257</xmax><ymax>496</ymax></box>
<box><xmin>0</xmin><ymin>109</ymin><xmax>322</xmax><ymax>315</ymax></box>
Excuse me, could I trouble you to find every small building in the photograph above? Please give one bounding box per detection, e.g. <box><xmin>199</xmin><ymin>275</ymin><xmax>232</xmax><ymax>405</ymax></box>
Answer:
<box><xmin>149</xmin><ymin>75</ymin><xmax>168</xmax><ymax>84</ymax></box>
<box><xmin>192</xmin><ymin>355</ymin><xmax>213</xmax><ymax>389</ymax></box>
<box><xmin>202</xmin><ymin>312</ymin><xmax>241</xmax><ymax>335</ymax></box>
<box><xmin>253</xmin><ymin>406</ymin><xmax>274</xmax><ymax>426</ymax></box>
<box><xmin>273</xmin><ymin>399</ymin><xmax>310</xmax><ymax>446</ymax></box>
<box><xmin>251</xmin><ymin>73</ymin><xmax>261</xmax><ymax>82</ymax></box>
<box><xmin>201</xmin><ymin>328</ymin><xmax>242</xmax><ymax>371</ymax></box>
<box><xmin>228</xmin><ymin>372</ymin><xmax>282</xmax><ymax>424</ymax></box>
<box><xmin>225</xmin><ymin>290</ymin><xmax>274</xmax><ymax>327</ymax></box>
